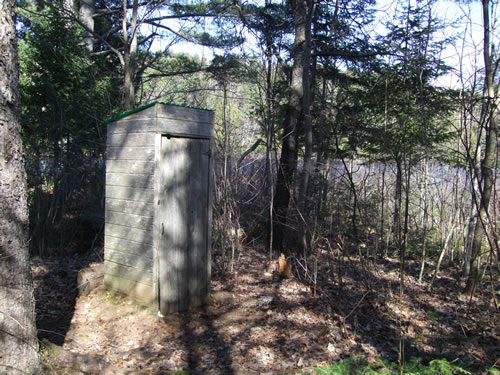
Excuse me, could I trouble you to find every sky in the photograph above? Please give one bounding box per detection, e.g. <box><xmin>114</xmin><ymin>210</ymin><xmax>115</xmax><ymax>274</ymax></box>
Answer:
<box><xmin>142</xmin><ymin>0</ymin><xmax>497</xmax><ymax>89</ymax></box>
<box><xmin>431</xmin><ymin>0</ymin><xmax>491</xmax><ymax>88</ymax></box>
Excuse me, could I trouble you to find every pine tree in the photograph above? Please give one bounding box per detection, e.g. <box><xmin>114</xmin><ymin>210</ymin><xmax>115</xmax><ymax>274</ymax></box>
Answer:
<box><xmin>0</xmin><ymin>0</ymin><xmax>39</xmax><ymax>373</ymax></box>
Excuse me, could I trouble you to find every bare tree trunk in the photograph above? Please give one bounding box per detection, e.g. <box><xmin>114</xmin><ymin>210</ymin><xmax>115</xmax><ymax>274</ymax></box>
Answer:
<box><xmin>264</xmin><ymin>14</ymin><xmax>275</xmax><ymax>260</ymax></box>
<box><xmin>379</xmin><ymin>163</ymin><xmax>387</xmax><ymax>258</ymax></box>
<box><xmin>0</xmin><ymin>1</ymin><xmax>39</xmax><ymax>372</ymax></box>
<box><xmin>429</xmin><ymin>213</ymin><xmax>458</xmax><ymax>291</ymax></box>
<box><xmin>312</xmin><ymin>72</ymin><xmax>329</xmax><ymax>241</ymax></box>
<box><xmin>79</xmin><ymin>0</ymin><xmax>96</xmax><ymax>51</ymax></box>
<box><xmin>400</xmin><ymin>158</ymin><xmax>411</xmax><ymax>296</ymax></box>
<box><xmin>63</xmin><ymin>0</ymin><xmax>76</xmax><ymax>14</ymax></box>
<box><xmin>297</xmin><ymin>2</ymin><xmax>315</xmax><ymax>255</ymax></box>
<box><xmin>417</xmin><ymin>16</ymin><xmax>431</xmax><ymax>281</ymax></box>
<box><xmin>463</xmin><ymin>210</ymin><xmax>476</xmax><ymax>278</ymax></box>
<box><xmin>272</xmin><ymin>0</ymin><xmax>309</xmax><ymax>252</ymax></box>
<box><xmin>418</xmin><ymin>157</ymin><xmax>428</xmax><ymax>282</ymax></box>
<box><xmin>465</xmin><ymin>0</ymin><xmax>498</xmax><ymax>295</ymax></box>
<box><xmin>380</xmin><ymin>78</ymin><xmax>389</xmax><ymax>259</ymax></box>
<box><xmin>335</xmin><ymin>136</ymin><xmax>359</xmax><ymax>247</ymax></box>
<box><xmin>122</xmin><ymin>0</ymin><xmax>138</xmax><ymax>110</ymax></box>
<box><xmin>393</xmin><ymin>157</ymin><xmax>403</xmax><ymax>254</ymax></box>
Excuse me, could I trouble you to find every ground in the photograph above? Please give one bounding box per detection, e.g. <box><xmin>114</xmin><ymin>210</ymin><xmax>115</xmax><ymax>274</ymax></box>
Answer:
<box><xmin>32</xmin><ymin>246</ymin><xmax>499</xmax><ymax>374</ymax></box>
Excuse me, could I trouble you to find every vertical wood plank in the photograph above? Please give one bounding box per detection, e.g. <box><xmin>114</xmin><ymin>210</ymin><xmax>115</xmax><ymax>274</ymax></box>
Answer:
<box><xmin>153</xmin><ymin>133</ymin><xmax>161</xmax><ymax>311</ymax></box>
<box><xmin>159</xmin><ymin>136</ymin><xmax>210</xmax><ymax>314</ymax></box>
<box><xmin>206</xmin><ymin>137</ymin><xmax>214</xmax><ymax>298</ymax></box>
<box><xmin>189</xmin><ymin>138</ymin><xmax>210</xmax><ymax>307</ymax></box>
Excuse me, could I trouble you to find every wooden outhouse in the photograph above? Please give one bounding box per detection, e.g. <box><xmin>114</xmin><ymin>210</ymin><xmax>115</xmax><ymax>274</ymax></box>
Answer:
<box><xmin>104</xmin><ymin>102</ymin><xmax>214</xmax><ymax>314</ymax></box>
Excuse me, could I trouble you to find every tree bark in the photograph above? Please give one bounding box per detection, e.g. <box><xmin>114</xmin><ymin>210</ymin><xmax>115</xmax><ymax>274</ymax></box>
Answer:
<box><xmin>400</xmin><ymin>158</ymin><xmax>411</xmax><ymax>296</ymax></box>
<box><xmin>0</xmin><ymin>0</ymin><xmax>40</xmax><ymax>373</ymax></box>
<box><xmin>272</xmin><ymin>0</ymin><xmax>309</xmax><ymax>252</ymax></box>
<box><xmin>418</xmin><ymin>157</ymin><xmax>428</xmax><ymax>283</ymax></box>
<box><xmin>79</xmin><ymin>0</ymin><xmax>96</xmax><ymax>51</ymax></box>
<box><xmin>264</xmin><ymin>18</ymin><xmax>275</xmax><ymax>260</ymax></box>
<box><xmin>393</xmin><ymin>156</ymin><xmax>403</xmax><ymax>253</ymax></box>
<box><xmin>122</xmin><ymin>0</ymin><xmax>139</xmax><ymax>110</ymax></box>
<box><xmin>464</xmin><ymin>0</ymin><xmax>498</xmax><ymax>295</ymax></box>
<box><xmin>296</xmin><ymin>2</ymin><xmax>315</xmax><ymax>254</ymax></box>
<box><xmin>379</xmin><ymin>163</ymin><xmax>387</xmax><ymax>258</ymax></box>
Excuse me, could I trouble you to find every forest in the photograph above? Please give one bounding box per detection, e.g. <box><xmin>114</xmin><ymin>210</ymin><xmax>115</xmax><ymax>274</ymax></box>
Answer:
<box><xmin>0</xmin><ymin>0</ymin><xmax>498</xmax><ymax>373</ymax></box>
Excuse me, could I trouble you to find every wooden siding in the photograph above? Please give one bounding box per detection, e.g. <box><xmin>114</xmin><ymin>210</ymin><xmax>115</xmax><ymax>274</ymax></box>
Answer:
<box><xmin>106</xmin><ymin>160</ymin><xmax>155</xmax><ymax>174</ymax></box>
<box><xmin>104</xmin><ymin>262</ymin><xmax>153</xmax><ymax>284</ymax></box>
<box><xmin>156</xmin><ymin>119</ymin><xmax>212</xmax><ymax>138</ymax></box>
<box><xmin>104</xmin><ymin>129</ymin><xmax>155</xmax><ymax>296</ymax></box>
<box><xmin>105</xmin><ymin>173</ymin><xmax>153</xmax><ymax>189</ymax></box>
<box><xmin>106</xmin><ymin>198</ymin><xmax>154</xmax><ymax>217</ymax></box>
<box><xmin>107</xmin><ymin>146</ymin><xmax>155</xmax><ymax>161</ymax></box>
<box><xmin>156</xmin><ymin>104</ymin><xmax>213</xmax><ymax>124</ymax></box>
<box><xmin>152</xmin><ymin>133</ymin><xmax>162</xmax><ymax>311</ymax></box>
<box><xmin>104</xmin><ymin>273</ymin><xmax>154</xmax><ymax>304</ymax></box>
<box><xmin>110</xmin><ymin>118</ymin><xmax>212</xmax><ymax>138</ymax></box>
<box><xmin>107</xmin><ymin>133</ymin><xmax>155</xmax><ymax>147</ymax></box>
<box><xmin>106</xmin><ymin>211</ymin><xmax>154</xmax><ymax>231</ymax></box>
<box><xmin>107</xmin><ymin>119</ymin><xmax>155</xmax><ymax>134</ymax></box>
<box><xmin>105</xmin><ymin>236</ymin><xmax>154</xmax><ymax>258</ymax></box>
<box><xmin>206</xmin><ymin>137</ymin><xmax>214</xmax><ymax>298</ymax></box>
<box><xmin>109</xmin><ymin>104</ymin><xmax>213</xmax><ymax>127</ymax></box>
<box><xmin>105</xmin><ymin>224</ymin><xmax>154</xmax><ymax>244</ymax></box>
<box><xmin>109</xmin><ymin>103</ymin><xmax>214</xmax><ymax>139</ymax></box>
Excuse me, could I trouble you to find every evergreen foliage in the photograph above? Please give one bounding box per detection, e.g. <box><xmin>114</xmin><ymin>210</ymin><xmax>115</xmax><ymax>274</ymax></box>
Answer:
<box><xmin>18</xmin><ymin>2</ymin><xmax>119</xmax><ymax>255</ymax></box>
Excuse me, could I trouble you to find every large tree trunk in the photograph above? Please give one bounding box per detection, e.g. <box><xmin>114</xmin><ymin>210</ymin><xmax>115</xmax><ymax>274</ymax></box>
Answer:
<box><xmin>79</xmin><ymin>0</ymin><xmax>96</xmax><ymax>51</ymax></box>
<box><xmin>264</xmin><ymin>16</ymin><xmax>275</xmax><ymax>259</ymax></box>
<box><xmin>464</xmin><ymin>0</ymin><xmax>498</xmax><ymax>295</ymax></box>
<box><xmin>271</xmin><ymin>0</ymin><xmax>309</xmax><ymax>253</ymax></box>
<box><xmin>296</xmin><ymin>2</ymin><xmax>315</xmax><ymax>254</ymax></box>
<box><xmin>0</xmin><ymin>1</ymin><xmax>40</xmax><ymax>373</ymax></box>
<box><xmin>122</xmin><ymin>0</ymin><xmax>139</xmax><ymax>110</ymax></box>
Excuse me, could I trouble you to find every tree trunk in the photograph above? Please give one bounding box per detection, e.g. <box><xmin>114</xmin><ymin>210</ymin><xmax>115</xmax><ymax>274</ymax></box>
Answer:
<box><xmin>379</xmin><ymin>163</ymin><xmax>387</xmax><ymax>258</ymax></box>
<box><xmin>264</xmin><ymin>26</ymin><xmax>275</xmax><ymax>260</ymax></box>
<box><xmin>272</xmin><ymin>0</ymin><xmax>309</xmax><ymax>252</ymax></box>
<box><xmin>297</xmin><ymin>2</ymin><xmax>315</xmax><ymax>254</ymax></box>
<box><xmin>429</xmin><ymin>213</ymin><xmax>458</xmax><ymax>291</ymax></box>
<box><xmin>122</xmin><ymin>0</ymin><xmax>138</xmax><ymax>110</ymax></box>
<box><xmin>0</xmin><ymin>1</ymin><xmax>40</xmax><ymax>373</ymax></box>
<box><xmin>464</xmin><ymin>0</ymin><xmax>498</xmax><ymax>295</ymax></box>
<box><xmin>393</xmin><ymin>156</ymin><xmax>403</xmax><ymax>253</ymax></box>
<box><xmin>313</xmin><ymin>72</ymin><xmax>329</xmax><ymax>238</ymax></box>
<box><xmin>79</xmin><ymin>0</ymin><xmax>96</xmax><ymax>51</ymax></box>
<box><xmin>400</xmin><ymin>158</ymin><xmax>411</xmax><ymax>295</ymax></box>
<box><xmin>418</xmin><ymin>153</ymin><xmax>429</xmax><ymax>282</ymax></box>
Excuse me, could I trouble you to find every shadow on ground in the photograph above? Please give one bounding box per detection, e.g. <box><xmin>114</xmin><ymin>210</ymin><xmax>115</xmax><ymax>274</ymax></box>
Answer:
<box><xmin>33</xmin><ymin>245</ymin><xmax>499</xmax><ymax>374</ymax></box>
<box><xmin>32</xmin><ymin>247</ymin><xmax>102</xmax><ymax>346</ymax></box>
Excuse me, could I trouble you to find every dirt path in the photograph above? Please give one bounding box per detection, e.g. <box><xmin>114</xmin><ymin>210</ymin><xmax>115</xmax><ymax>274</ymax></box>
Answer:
<box><xmin>33</xmin><ymin>247</ymin><xmax>499</xmax><ymax>374</ymax></box>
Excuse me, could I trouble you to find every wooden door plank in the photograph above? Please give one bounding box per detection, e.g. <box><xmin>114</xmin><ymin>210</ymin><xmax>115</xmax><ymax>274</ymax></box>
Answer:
<box><xmin>159</xmin><ymin>136</ymin><xmax>210</xmax><ymax>314</ymax></box>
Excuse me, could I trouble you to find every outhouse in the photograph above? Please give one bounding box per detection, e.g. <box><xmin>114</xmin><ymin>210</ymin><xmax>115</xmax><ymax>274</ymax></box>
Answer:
<box><xmin>104</xmin><ymin>102</ymin><xmax>214</xmax><ymax>314</ymax></box>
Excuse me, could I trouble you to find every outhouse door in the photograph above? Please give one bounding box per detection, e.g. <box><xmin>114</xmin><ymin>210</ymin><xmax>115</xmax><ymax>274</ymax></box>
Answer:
<box><xmin>158</xmin><ymin>135</ymin><xmax>211</xmax><ymax>314</ymax></box>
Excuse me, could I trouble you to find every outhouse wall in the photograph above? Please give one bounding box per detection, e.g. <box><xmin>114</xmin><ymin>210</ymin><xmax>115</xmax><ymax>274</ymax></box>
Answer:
<box><xmin>104</xmin><ymin>103</ymin><xmax>214</xmax><ymax>311</ymax></box>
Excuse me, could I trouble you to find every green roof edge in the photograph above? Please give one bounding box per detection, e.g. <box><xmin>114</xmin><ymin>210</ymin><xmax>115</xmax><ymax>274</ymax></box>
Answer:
<box><xmin>104</xmin><ymin>101</ymin><xmax>214</xmax><ymax>124</ymax></box>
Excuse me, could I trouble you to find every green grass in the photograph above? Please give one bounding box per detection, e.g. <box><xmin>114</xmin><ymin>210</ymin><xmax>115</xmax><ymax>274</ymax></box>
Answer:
<box><xmin>310</xmin><ymin>357</ymin><xmax>471</xmax><ymax>375</ymax></box>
